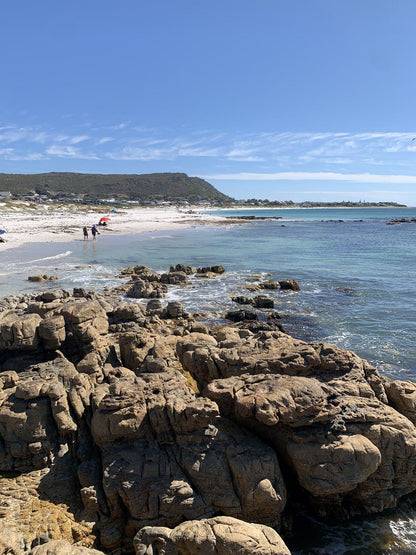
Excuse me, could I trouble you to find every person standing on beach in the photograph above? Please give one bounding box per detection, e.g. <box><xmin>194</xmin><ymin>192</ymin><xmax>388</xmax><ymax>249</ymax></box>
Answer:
<box><xmin>91</xmin><ymin>224</ymin><xmax>99</xmax><ymax>240</ymax></box>
<box><xmin>83</xmin><ymin>226</ymin><xmax>88</xmax><ymax>240</ymax></box>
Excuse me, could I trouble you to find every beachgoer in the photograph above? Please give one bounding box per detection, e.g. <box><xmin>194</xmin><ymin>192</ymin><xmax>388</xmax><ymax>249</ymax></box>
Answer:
<box><xmin>83</xmin><ymin>226</ymin><xmax>88</xmax><ymax>240</ymax></box>
<box><xmin>91</xmin><ymin>224</ymin><xmax>100</xmax><ymax>240</ymax></box>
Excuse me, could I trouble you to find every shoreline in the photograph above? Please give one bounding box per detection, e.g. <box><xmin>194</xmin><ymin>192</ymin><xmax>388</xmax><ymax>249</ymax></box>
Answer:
<box><xmin>1</xmin><ymin>203</ymin><xmax>414</xmax><ymax>253</ymax></box>
<box><xmin>0</xmin><ymin>204</ymin><xmax>229</xmax><ymax>252</ymax></box>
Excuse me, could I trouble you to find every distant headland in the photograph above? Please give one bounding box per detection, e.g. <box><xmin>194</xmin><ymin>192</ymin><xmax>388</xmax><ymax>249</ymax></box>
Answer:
<box><xmin>235</xmin><ymin>199</ymin><xmax>407</xmax><ymax>208</ymax></box>
<box><xmin>0</xmin><ymin>171</ymin><xmax>406</xmax><ymax>207</ymax></box>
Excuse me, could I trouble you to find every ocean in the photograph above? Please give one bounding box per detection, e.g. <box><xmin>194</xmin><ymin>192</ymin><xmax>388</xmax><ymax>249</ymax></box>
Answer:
<box><xmin>1</xmin><ymin>206</ymin><xmax>416</xmax><ymax>553</ymax></box>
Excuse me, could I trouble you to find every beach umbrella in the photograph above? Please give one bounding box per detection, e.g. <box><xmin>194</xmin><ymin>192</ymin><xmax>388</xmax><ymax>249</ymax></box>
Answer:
<box><xmin>99</xmin><ymin>217</ymin><xmax>111</xmax><ymax>223</ymax></box>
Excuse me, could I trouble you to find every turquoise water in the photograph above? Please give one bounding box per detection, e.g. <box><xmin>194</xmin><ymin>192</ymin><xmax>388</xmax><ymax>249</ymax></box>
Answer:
<box><xmin>2</xmin><ymin>207</ymin><xmax>416</xmax><ymax>552</ymax></box>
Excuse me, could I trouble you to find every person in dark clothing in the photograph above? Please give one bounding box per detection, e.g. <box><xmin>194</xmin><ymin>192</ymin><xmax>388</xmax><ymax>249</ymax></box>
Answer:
<box><xmin>91</xmin><ymin>225</ymin><xmax>100</xmax><ymax>240</ymax></box>
<box><xmin>83</xmin><ymin>226</ymin><xmax>88</xmax><ymax>240</ymax></box>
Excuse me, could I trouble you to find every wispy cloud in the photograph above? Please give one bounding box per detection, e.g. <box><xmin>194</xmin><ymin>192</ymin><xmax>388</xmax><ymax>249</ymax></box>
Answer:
<box><xmin>95</xmin><ymin>136</ymin><xmax>114</xmax><ymax>145</ymax></box>
<box><xmin>46</xmin><ymin>145</ymin><xmax>99</xmax><ymax>159</ymax></box>
<box><xmin>0</xmin><ymin>122</ymin><xmax>416</xmax><ymax>174</ymax></box>
<box><xmin>68</xmin><ymin>135</ymin><xmax>90</xmax><ymax>144</ymax></box>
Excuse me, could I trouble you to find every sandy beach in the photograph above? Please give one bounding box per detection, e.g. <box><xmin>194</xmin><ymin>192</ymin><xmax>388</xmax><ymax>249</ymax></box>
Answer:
<box><xmin>0</xmin><ymin>202</ymin><xmax>228</xmax><ymax>251</ymax></box>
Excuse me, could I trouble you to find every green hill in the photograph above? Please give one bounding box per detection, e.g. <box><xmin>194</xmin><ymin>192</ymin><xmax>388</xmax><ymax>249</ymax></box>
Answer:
<box><xmin>0</xmin><ymin>172</ymin><xmax>232</xmax><ymax>203</ymax></box>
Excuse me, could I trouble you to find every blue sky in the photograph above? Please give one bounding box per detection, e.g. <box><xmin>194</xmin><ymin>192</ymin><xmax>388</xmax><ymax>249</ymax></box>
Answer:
<box><xmin>2</xmin><ymin>0</ymin><xmax>416</xmax><ymax>203</ymax></box>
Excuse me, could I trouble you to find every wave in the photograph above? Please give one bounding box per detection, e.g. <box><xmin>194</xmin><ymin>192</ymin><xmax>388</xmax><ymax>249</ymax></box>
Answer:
<box><xmin>12</xmin><ymin>250</ymin><xmax>72</xmax><ymax>265</ymax></box>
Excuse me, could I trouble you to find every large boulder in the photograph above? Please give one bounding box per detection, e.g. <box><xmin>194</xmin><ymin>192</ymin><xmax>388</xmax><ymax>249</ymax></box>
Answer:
<box><xmin>119</xmin><ymin>265</ymin><xmax>161</xmax><ymax>282</ymax></box>
<box><xmin>169</xmin><ymin>264</ymin><xmax>194</xmax><ymax>275</ymax></box>
<box><xmin>224</xmin><ymin>309</ymin><xmax>259</xmax><ymax>323</ymax></box>
<box><xmin>38</xmin><ymin>315</ymin><xmax>66</xmax><ymax>350</ymax></box>
<box><xmin>127</xmin><ymin>279</ymin><xmax>167</xmax><ymax>299</ymax></box>
<box><xmin>134</xmin><ymin>516</ymin><xmax>291</xmax><ymax>555</ymax></box>
<box><xmin>178</xmin><ymin>329</ymin><xmax>387</xmax><ymax>399</ymax></box>
<box><xmin>163</xmin><ymin>301</ymin><xmax>188</xmax><ymax>319</ymax></box>
<box><xmin>253</xmin><ymin>295</ymin><xmax>275</xmax><ymax>309</ymax></box>
<box><xmin>160</xmin><ymin>271</ymin><xmax>188</xmax><ymax>285</ymax></box>
<box><xmin>61</xmin><ymin>301</ymin><xmax>109</xmax><ymax>344</ymax></box>
<box><xmin>0</xmin><ymin>355</ymin><xmax>91</xmax><ymax>472</ymax></box>
<box><xmin>0</xmin><ymin>311</ymin><xmax>42</xmax><ymax>350</ymax></box>
<box><xmin>177</xmin><ymin>327</ymin><xmax>416</xmax><ymax>517</ymax></box>
<box><xmin>118</xmin><ymin>330</ymin><xmax>156</xmax><ymax>372</ymax></box>
<box><xmin>279</xmin><ymin>280</ymin><xmax>300</xmax><ymax>291</ymax></box>
<box><xmin>206</xmin><ymin>371</ymin><xmax>416</xmax><ymax>517</ymax></box>
<box><xmin>90</xmin><ymin>369</ymin><xmax>286</xmax><ymax>550</ymax></box>
<box><xmin>108</xmin><ymin>301</ymin><xmax>145</xmax><ymax>324</ymax></box>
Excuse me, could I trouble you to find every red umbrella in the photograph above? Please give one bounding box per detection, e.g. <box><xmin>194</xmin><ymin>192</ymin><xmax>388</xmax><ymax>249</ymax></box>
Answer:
<box><xmin>99</xmin><ymin>217</ymin><xmax>111</xmax><ymax>223</ymax></box>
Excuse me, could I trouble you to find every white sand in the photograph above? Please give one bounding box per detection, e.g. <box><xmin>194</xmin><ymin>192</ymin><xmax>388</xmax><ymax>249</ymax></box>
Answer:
<box><xmin>0</xmin><ymin>203</ymin><xmax>228</xmax><ymax>251</ymax></box>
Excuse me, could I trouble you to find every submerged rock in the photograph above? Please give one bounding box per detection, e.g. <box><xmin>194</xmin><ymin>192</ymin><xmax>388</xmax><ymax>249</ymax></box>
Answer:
<box><xmin>279</xmin><ymin>280</ymin><xmax>300</xmax><ymax>291</ymax></box>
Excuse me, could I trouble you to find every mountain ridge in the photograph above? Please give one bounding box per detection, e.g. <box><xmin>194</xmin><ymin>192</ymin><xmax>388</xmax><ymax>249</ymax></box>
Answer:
<box><xmin>0</xmin><ymin>171</ymin><xmax>233</xmax><ymax>202</ymax></box>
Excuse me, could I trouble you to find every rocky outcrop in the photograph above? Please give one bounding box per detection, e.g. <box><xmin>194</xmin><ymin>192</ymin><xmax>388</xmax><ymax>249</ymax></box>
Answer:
<box><xmin>134</xmin><ymin>516</ymin><xmax>291</xmax><ymax>555</ymax></box>
<box><xmin>0</xmin><ymin>283</ymin><xmax>288</xmax><ymax>552</ymax></box>
<box><xmin>90</xmin><ymin>368</ymin><xmax>286</xmax><ymax>549</ymax></box>
<box><xmin>187</xmin><ymin>330</ymin><xmax>415</xmax><ymax>517</ymax></box>
<box><xmin>2</xmin><ymin>264</ymin><xmax>416</xmax><ymax>553</ymax></box>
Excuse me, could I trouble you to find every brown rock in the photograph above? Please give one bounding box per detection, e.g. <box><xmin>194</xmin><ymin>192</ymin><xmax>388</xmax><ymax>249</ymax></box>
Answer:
<box><xmin>119</xmin><ymin>330</ymin><xmax>155</xmax><ymax>372</ymax></box>
<box><xmin>28</xmin><ymin>275</ymin><xmax>45</xmax><ymax>282</ymax></box>
<box><xmin>0</xmin><ymin>521</ymin><xmax>22</xmax><ymax>554</ymax></box>
<box><xmin>385</xmin><ymin>380</ymin><xmax>416</xmax><ymax>424</ymax></box>
<box><xmin>134</xmin><ymin>516</ymin><xmax>291</xmax><ymax>555</ymax></box>
<box><xmin>0</xmin><ymin>355</ymin><xmax>90</xmax><ymax>471</ymax></box>
<box><xmin>90</xmin><ymin>369</ymin><xmax>286</xmax><ymax>549</ymax></box>
<box><xmin>30</xmin><ymin>540</ymin><xmax>105</xmax><ymax>554</ymax></box>
<box><xmin>279</xmin><ymin>280</ymin><xmax>300</xmax><ymax>291</ymax></box>
<box><xmin>38</xmin><ymin>315</ymin><xmax>66</xmax><ymax>350</ymax></box>
<box><xmin>160</xmin><ymin>271</ymin><xmax>188</xmax><ymax>285</ymax></box>
<box><xmin>109</xmin><ymin>301</ymin><xmax>145</xmax><ymax>324</ymax></box>
<box><xmin>196</xmin><ymin>265</ymin><xmax>225</xmax><ymax>274</ymax></box>
<box><xmin>0</xmin><ymin>311</ymin><xmax>42</xmax><ymax>350</ymax></box>
<box><xmin>177</xmin><ymin>329</ymin><xmax>320</xmax><ymax>389</ymax></box>
<box><xmin>260</xmin><ymin>280</ymin><xmax>278</xmax><ymax>290</ymax></box>
<box><xmin>61</xmin><ymin>301</ymin><xmax>109</xmax><ymax>344</ymax></box>
<box><xmin>206</xmin><ymin>372</ymin><xmax>416</xmax><ymax>517</ymax></box>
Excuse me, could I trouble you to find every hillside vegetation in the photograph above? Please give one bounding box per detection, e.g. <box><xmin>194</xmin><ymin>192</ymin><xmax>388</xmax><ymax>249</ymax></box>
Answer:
<box><xmin>0</xmin><ymin>172</ymin><xmax>232</xmax><ymax>202</ymax></box>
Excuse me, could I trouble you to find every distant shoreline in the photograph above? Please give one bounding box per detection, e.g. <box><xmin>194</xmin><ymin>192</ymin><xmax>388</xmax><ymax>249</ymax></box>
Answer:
<box><xmin>209</xmin><ymin>204</ymin><xmax>410</xmax><ymax>210</ymax></box>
